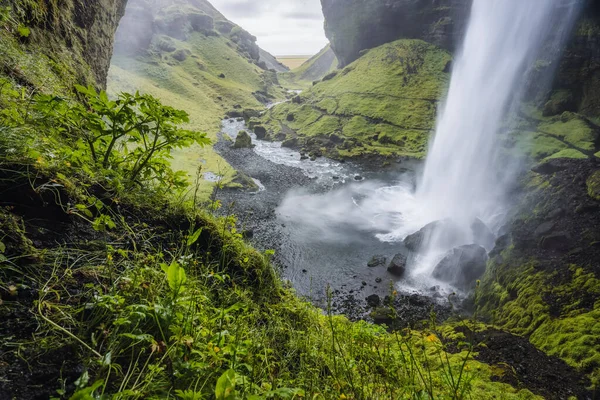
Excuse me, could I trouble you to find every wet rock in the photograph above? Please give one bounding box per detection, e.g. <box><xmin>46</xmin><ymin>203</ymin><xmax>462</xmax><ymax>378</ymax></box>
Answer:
<box><xmin>254</xmin><ymin>125</ymin><xmax>267</xmax><ymax>139</ymax></box>
<box><xmin>387</xmin><ymin>253</ymin><xmax>407</xmax><ymax>277</ymax></box>
<box><xmin>226</xmin><ymin>110</ymin><xmax>243</xmax><ymax>118</ymax></box>
<box><xmin>366</xmin><ymin>294</ymin><xmax>381</xmax><ymax>307</ymax></box>
<box><xmin>292</xmin><ymin>95</ymin><xmax>302</xmax><ymax>104</ymax></box>
<box><xmin>243</xmin><ymin>109</ymin><xmax>261</xmax><ymax>121</ymax></box>
<box><xmin>432</xmin><ymin>244</ymin><xmax>488</xmax><ymax>291</ymax></box>
<box><xmin>241</xmin><ymin>229</ymin><xmax>254</xmax><ymax>239</ymax></box>
<box><xmin>218</xmin><ymin>73</ymin><xmax>226</xmax><ymax>78</ymax></box>
<box><xmin>286</xmin><ymin>113</ymin><xmax>295</xmax><ymax>122</ymax></box>
<box><xmin>471</xmin><ymin>218</ymin><xmax>496</xmax><ymax>250</ymax></box>
<box><xmin>489</xmin><ymin>234</ymin><xmax>511</xmax><ymax>258</ymax></box>
<box><xmin>282</xmin><ymin>138</ymin><xmax>298</xmax><ymax>148</ymax></box>
<box><xmin>547</xmin><ymin>207</ymin><xmax>566</xmax><ymax>220</ymax></box>
<box><xmin>534</xmin><ymin>221</ymin><xmax>555</xmax><ymax>238</ymax></box>
<box><xmin>404</xmin><ymin>219</ymin><xmax>463</xmax><ymax>252</ymax></box>
<box><xmin>354</xmin><ymin>175</ymin><xmax>363</xmax><ymax>181</ymax></box>
<box><xmin>532</xmin><ymin>159</ymin><xmax>569</xmax><ymax>175</ymax></box>
<box><xmin>367</xmin><ymin>255</ymin><xmax>387</xmax><ymax>268</ymax></box>
<box><xmin>540</xmin><ymin>232</ymin><xmax>572</xmax><ymax>251</ymax></box>
<box><xmin>234</xmin><ymin>131</ymin><xmax>253</xmax><ymax>149</ymax></box>
<box><xmin>375</xmin><ymin>277</ymin><xmax>382</xmax><ymax>283</ymax></box>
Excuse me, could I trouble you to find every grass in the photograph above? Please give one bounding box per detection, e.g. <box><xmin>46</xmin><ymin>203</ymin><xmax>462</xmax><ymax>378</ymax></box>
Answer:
<box><xmin>260</xmin><ymin>39</ymin><xmax>451</xmax><ymax>160</ymax></box>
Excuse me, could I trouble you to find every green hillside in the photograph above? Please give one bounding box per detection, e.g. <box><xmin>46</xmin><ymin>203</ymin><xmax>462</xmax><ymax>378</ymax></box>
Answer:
<box><xmin>278</xmin><ymin>44</ymin><xmax>338</xmax><ymax>89</ymax></box>
<box><xmin>108</xmin><ymin>0</ymin><xmax>286</xmax><ymax>199</ymax></box>
<box><xmin>261</xmin><ymin>39</ymin><xmax>451</xmax><ymax>159</ymax></box>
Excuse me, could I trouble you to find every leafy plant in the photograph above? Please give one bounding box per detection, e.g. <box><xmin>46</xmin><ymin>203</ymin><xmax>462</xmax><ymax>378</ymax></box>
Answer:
<box><xmin>32</xmin><ymin>86</ymin><xmax>211</xmax><ymax>190</ymax></box>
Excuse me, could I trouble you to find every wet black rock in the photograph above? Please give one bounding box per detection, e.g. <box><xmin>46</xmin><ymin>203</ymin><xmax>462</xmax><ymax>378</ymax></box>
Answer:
<box><xmin>354</xmin><ymin>175</ymin><xmax>363</xmax><ymax>181</ymax></box>
<box><xmin>534</xmin><ymin>221</ymin><xmax>555</xmax><ymax>238</ymax></box>
<box><xmin>366</xmin><ymin>294</ymin><xmax>381</xmax><ymax>307</ymax></box>
<box><xmin>367</xmin><ymin>255</ymin><xmax>387</xmax><ymax>268</ymax></box>
<box><xmin>387</xmin><ymin>253</ymin><xmax>407</xmax><ymax>277</ymax></box>
<box><xmin>254</xmin><ymin>125</ymin><xmax>267</xmax><ymax>139</ymax></box>
<box><xmin>234</xmin><ymin>131</ymin><xmax>253</xmax><ymax>149</ymax></box>
<box><xmin>531</xmin><ymin>158</ymin><xmax>569</xmax><ymax>175</ymax></box>
<box><xmin>540</xmin><ymin>232</ymin><xmax>572</xmax><ymax>251</ymax></box>
<box><xmin>286</xmin><ymin>113</ymin><xmax>295</xmax><ymax>121</ymax></box>
<box><xmin>432</xmin><ymin>244</ymin><xmax>488</xmax><ymax>291</ymax></box>
<box><xmin>404</xmin><ymin>219</ymin><xmax>463</xmax><ymax>252</ymax></box>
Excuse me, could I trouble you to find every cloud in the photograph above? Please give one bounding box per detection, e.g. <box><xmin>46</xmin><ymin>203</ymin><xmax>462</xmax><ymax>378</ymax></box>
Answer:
<box><xmin>210</xmin><ymin>0</ymin><xmax>328</xmax><ymax>55</ymax></box>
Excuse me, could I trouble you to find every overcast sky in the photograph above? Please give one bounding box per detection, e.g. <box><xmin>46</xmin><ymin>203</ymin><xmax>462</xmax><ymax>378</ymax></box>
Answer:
<box><xmin>210</xmin><ymin>0</ymin><xmax>328</xmax><ymax>56</ymax></box>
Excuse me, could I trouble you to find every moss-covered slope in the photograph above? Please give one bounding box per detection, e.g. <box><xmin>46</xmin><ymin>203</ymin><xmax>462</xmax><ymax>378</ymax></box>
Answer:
<box><xmin>477</xmin><ymin>158</ymin><xmax>600</xmax><ymax>386</ymax></box>
<box><xmin>260</xmin><ymin>39</ymin><xmax>451</xmax><ymax>160</ymax></box>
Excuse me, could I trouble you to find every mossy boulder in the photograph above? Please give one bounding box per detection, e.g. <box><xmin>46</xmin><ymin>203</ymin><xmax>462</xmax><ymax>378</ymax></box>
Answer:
<box><xmin>234</xmin><ymin>130</ymin><xmax>253</xmax><ymax>148</ymax></box>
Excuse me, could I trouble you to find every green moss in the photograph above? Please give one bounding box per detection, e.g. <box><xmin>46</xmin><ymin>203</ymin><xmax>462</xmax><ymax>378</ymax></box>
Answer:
<box><xmin>586</xmin><ymin>170</ymin><xmax>600</xmax><ymax>200</ymax></box>
<box><xmin>512</xmin><ymin>107</ymin><xmax>599</xmax><ymax>161</ymax></box>
<box><xmin>478</xmin><ymin>255</ymin><xmax>600</xmax><ymax>385</ymax></box>
<box><xmin>262</xmin><ymin>39</ymin><xmax>451</xmax><ymax>159</ymax></box>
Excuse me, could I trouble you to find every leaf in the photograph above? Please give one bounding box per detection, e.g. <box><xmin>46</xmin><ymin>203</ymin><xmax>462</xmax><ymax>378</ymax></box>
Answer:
<box><xmin>165</xmin><ymin>261</ymin><xmax>187</xmax><ymax>294</ymax></box>
<box><xmin>17</xmin><ymin>25</ymin><xmax>30</xmax><ymax>38</ymax></box>
<box><xmin>0</xmin><ymin>241</ymin><xmax>5</xmax><ymax>254</ymax></box>
<box><xmin>187</xmin><ymin>228</ymin><xmax>203</xmax><ymax>247</ymax></box>
<box><xmin>215</xmin><ymin>369</ymin><xmax>236</xmax><ymax>400</ymax></box>
<box><xmin>69</xmin><ymin>380</ymin><xmax>104</xmax><ymax>400</ymax></box>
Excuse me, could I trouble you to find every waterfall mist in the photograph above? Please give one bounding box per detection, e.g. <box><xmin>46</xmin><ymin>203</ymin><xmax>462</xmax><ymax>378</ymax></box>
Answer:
<box><xmin>278</xmin><ymin>0</ymin><xmax>583</xmax><ymax>291</ymax></box>
<box><xmin>408</xmin><ymin>0</ymin><xmax>583</xmax><ymax>277</ymax></box>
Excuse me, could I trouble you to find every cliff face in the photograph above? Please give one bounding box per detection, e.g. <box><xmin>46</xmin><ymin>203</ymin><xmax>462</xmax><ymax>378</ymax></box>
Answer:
<box><xmin>320</xmin><ymin>0</ymin><xmax>470</xmax><ymax>67</ymax></box>
<box><xmin>3</xmin><ymin>0</ymin><xmax>128</xmax><ymax>88</ymax></box>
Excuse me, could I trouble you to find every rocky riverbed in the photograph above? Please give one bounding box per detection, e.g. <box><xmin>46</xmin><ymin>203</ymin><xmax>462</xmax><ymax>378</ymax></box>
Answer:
<box><xmin>214</xmin><ymin>119</ymin><xmax>453</xmax><ymax>326</ymax></box>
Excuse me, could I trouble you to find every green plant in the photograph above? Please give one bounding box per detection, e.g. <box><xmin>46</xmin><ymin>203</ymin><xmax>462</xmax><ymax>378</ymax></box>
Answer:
<box><xmin>32</xmin><ymin>85</ymin><xmax>210</xmax><ymax>190</ymax></box>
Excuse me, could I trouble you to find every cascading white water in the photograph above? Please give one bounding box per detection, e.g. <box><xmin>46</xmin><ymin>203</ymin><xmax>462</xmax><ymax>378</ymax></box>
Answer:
<box><xmin>403</xmin><ymin>0</ymin><xmax>583</xmax><ymax>277</ymax></box>
<box><xmin>277</xmin><ymin>0</ymin><xmax>582</xmax><ymax>293</ymax></box>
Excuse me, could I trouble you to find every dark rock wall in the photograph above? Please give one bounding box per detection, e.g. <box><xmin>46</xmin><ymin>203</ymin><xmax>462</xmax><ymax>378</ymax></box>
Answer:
<box><xmin>6</xmin><ymin>0</ymin><xmax>129</xmax><ymax>88</ymax></box>
<box><xmin>320</xmin><ymin>0</ymin><xmax>470</xmax><ymax>67</ymax></box>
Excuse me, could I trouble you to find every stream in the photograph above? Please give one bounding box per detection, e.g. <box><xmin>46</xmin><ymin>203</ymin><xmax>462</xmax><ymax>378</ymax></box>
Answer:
<box><xmin>214</xmin><ymin>119</ymin><xmax>457</xmax><ymax>317</ymax></box>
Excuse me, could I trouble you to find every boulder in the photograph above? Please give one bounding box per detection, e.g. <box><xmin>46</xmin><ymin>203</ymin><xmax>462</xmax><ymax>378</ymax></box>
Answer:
<box><xmin>432</xmin><ymin>244</ymin><xmax>488</xmax><ymax>291</ymax></box>
<box><xmin>253</xmin><ymin>125</ymin><xmax>267</xmax><ymax>139</ymax></box>
<box><xmin>387</xmin><ymin>253</ymin><xmax>407</xmax><ymax>277</ymax></box>
<box><xmin>470</xmin><ymin>218</ymin><xmax>496</xmax><ymax>251</ymax></box>
<box><xmin>282</xmin><ymin>138</ymin><xmax>299</xmax><ymax>148</ymax></box>
<box><xmin>234</xmin><ymin>131</ymin><xmax>253</xmax><ymax>149</ymax></box>
<box><xmin>531</xmin><ymin>158</ymin><xmax>569</xmax><ymax>175</ymax></box>
<box><xmin>539</xmin><ymin>232</ymin><xmax>572</xmax><ymax>251</ymax></box>
<box><xmin>172</xmin><ymin>49</ymin><xmax>191</xmax><ymax>61</ymax></box>
<box><xmin>403</xmin><ymin>219</ymin><xmax>463</xmax><ymax>252</ymax></box>
<box><xmin>243</xmin><ymin>109</ymin><xmax>261</xmax><ymax>121</ymax></box>
<box><xmin>367</xmin><ymin>255</ymin><xmax>387</xmax><ymax>268</ymax></box>
<box><xmin>366</xmin><ymin>294</ymin><xmax>381</xmax><ymax>307</ymax></box>
<box><xmin>534</xmin><ymin>221</ymin><xmax>555</xmax><ymax>238</ymax></box>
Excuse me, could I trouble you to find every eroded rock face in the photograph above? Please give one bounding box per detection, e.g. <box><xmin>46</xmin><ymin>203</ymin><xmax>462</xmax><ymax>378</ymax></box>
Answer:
<box><xmin>8</xmin><ymin>0</ymin><xmax>128</xmax><ymax>88</ymax></box>
<box><xmin>320</xmin><ymin>0</ymin><xmax>470</xmax><ymax>67</ymax></box>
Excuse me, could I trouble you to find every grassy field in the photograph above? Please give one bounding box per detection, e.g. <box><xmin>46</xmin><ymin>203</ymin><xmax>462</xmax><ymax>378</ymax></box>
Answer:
<box><xmin>277</xmin><ymin>55</ymin><xmax>312</xmax><ymax>69</ymax></box>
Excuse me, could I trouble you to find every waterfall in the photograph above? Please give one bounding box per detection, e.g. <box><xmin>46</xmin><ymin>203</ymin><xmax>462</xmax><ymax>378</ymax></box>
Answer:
<box><xmin>409</xmin><ymin>0</ymin><xmax>582</xmax><ymax>277</ymax></box>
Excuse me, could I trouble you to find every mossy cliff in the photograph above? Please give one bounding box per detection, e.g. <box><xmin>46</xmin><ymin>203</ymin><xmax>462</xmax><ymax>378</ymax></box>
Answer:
<box><xmin>320</xmin><ymin>0</ymin><xmax>469</xmax><ymax>67</ymax></box>
<box><xmin>477</xmin><ymin>157</ymin><xmax>600</xmax><ymax>386</ymax></box>
<box><xmin>0</xmin><ymin>0</ymin><xmax>127</xmax><ymax>91</ymax></box>
<box><xmin>260</xmin><ymin>39</ymin><xmax>451</xmax><ymax>160</ymax></box>
<box><xmin>109</xmin><ymin>0</ymin><xmax>287</xmax><ymax>199</ymax></box>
